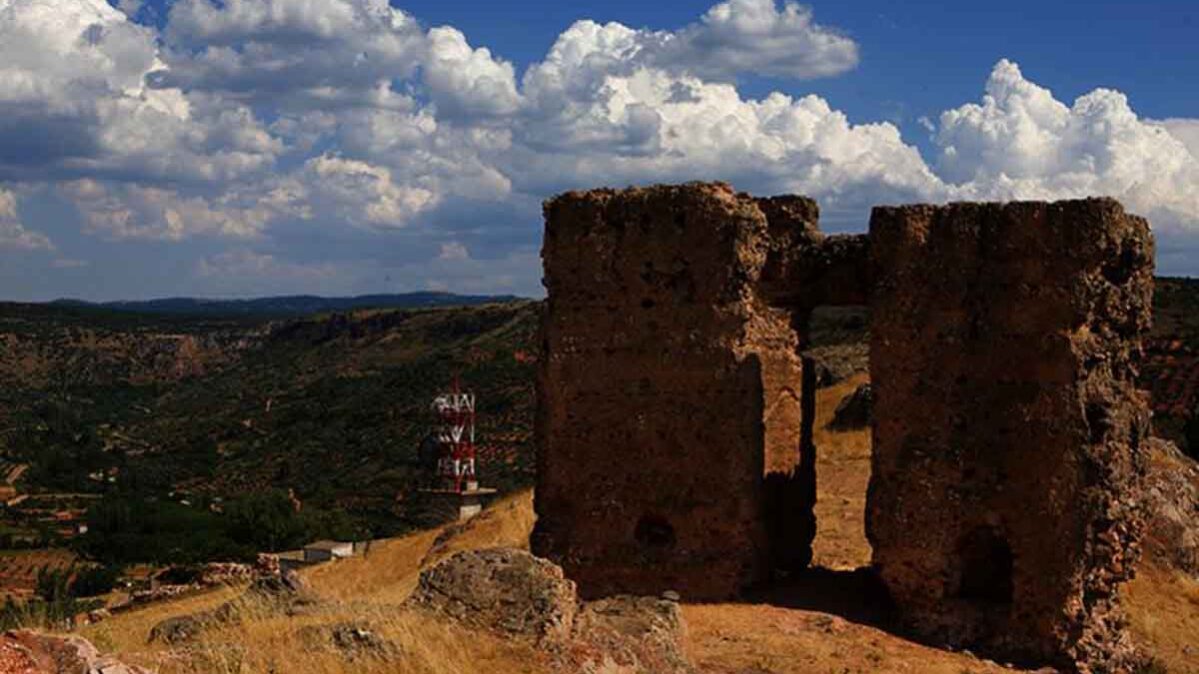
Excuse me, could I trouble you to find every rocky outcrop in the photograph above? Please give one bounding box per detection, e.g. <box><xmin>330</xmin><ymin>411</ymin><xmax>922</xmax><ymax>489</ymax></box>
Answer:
<box><xmin>407</xmin><ymin>547</ymin><xmax>578</xmax><ymax>645</ymax></box>
<box><xmin>296</xmin><ymin>622</ymin><xmax>403</xmax><ymax>662</ymax></box>
<box><xmin>566</xmin><ymin>595</ymin><xmax>691</xmax><ymax>674</ymax></box>
<box><xmin>149</xmin><ymin>565</ymin><xmax>316</xmax><ymax>644</ymax></box>
<box><xmin>408</xmin><ymin>548</ymin><xmax>693</xmax><ymax>673</ymax></box>
<box><xmin>830</xmin><ymin>383</ymin><xmax>872</xmax><ymax>429</ymax></box>
<box><xmin>1143</xmin><ymin>437</ymin><xmax>1199</xmax><ymax>575</ymax></box>
<box><xmin>0</xmin><ymin>630</ymin><xmax>150</xmax><ymax>674</ymax></box>
<box><xmin>868</xmin><ymin>199</ymin><xmax>1155</xmax><ymax>673</ymax></box>
<box><xmin>149</xmin><ymin>614</ymin><xmax>208</xmax><ymax>645</ymax></box>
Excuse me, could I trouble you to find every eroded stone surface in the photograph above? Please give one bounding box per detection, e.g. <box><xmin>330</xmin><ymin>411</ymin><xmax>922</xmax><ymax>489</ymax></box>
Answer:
<box><xmin>406</xmin><ymin>547</ymin><xmax>579</xmax><ymax>645</ymax></box>
<box><xmin>533</xmin><ymin>182</ymin><xmax>827</xmax><ymax>600</ymax></box>
<box><xmin>0</xmin><ymin>631</ymin><xmax>150</xmax><ymax>674</ymax></box>
<box><xmin>567</xmin><ymin>595</ymin><xmax>693</xmax><ymax>674</ymax></box>
<box><xmin>867</xmin><ymin>199</ymin><xmax>1155</xmax><ymax>672</ymax></box>
<box><xmin>534</xmin><ymin>184</ymin><xmax>1159</xmax><ymax>672</ymax></box>
<box><xmin>408</xmin><ymin>548</ymin><xmax>694</xmax><ymax>674</ymax></box>
<box><xmin>1143</xmin><ymin>437</ymin><xmax>1199</xmax><ymax>575</ymax></box>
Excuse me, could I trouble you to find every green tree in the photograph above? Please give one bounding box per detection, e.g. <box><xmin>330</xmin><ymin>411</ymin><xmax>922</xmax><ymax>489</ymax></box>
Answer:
<box><xmin>225</xmin><ymin>490</ymin><xmax>308</xmax><ymax>552</ymax></box>
<box><xmin>70</xmin><ymin>564</ymin><xmax>121</xmax><ymax>598</ymax></box>
<box><xmin>34</xmin><ymin>566</ymin><xmax>71</xmax><ymax>604</ymax></box>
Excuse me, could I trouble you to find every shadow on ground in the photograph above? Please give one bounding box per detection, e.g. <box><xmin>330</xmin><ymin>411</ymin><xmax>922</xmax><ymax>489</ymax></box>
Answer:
<box><xmin>749</xmin><ymin>565</ymin><xmax>896</xmax><ymax>630</ymax></box>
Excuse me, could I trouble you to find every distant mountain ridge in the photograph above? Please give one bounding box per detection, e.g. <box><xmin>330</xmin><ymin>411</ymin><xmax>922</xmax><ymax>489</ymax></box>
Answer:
<box><xmin>48</xmin><ymin>292</ymin><xmax>523</xmax><ymax>317</ymax></box>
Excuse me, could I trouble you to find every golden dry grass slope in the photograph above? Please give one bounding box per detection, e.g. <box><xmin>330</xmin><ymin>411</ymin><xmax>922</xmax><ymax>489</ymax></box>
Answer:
<box><xmin>76</xmin><ymin>377</ymin><xmax>1197</xmax><ymax>674</ymax></box>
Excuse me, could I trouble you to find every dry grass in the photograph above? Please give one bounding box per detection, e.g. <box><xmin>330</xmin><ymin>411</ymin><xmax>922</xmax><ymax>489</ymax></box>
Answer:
<box><xmin>810</xmin><ymin>373</ymin><xmax>874</xmax><ymax>571</ymax></box>
<box><xmin>683</xmin><ymin>601</ymin><xmax>1021</xmax><ymax>674</ymax></box>
<box><xmin>302</xmin><ymin>489</ymin><xmax>535</xmax><ymax>604</ymax></box>
<box><xmin>1125</xmin><ymin>561</ymin><xmax>1199</xmax><ymax>674</ymax></box>
<box><xmin>79</xmin><ymin>491</ymin><xmax>544</xmax><ymax>674</ymax></box>
<box><xmin>86</xmin><ymin>591</ymin><xmax>547</xmax><ymax>674</ymax></box>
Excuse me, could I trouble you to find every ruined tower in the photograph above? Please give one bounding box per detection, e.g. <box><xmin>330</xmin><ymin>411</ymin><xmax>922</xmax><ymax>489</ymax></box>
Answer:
<box><xmin>535</xmin><ymin>182</ymin><xmax>1156</xmax><ymax>672</ymax></box>
<box><xmin>867</xmin><ymin>199</ymin><xmax>1155</xmax><ymax>670</ymax></box>
<box><xmin>532</xmin><ymin>183</ymin><xmax>827</xmax><ymax>600</ymax></box>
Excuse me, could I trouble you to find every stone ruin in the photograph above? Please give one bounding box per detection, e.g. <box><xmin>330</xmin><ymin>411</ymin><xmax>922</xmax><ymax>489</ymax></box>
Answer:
<box><xmin>532</xmin><ymin>182</ymin><xmax>1156</xmax><ymax>672</ymax></box>
<box><xmin>868</xmin><ymin>201</ymin><xmax>1153</xmax><ymax>669</ymax></box>
<box><xmin>533</xmin><ymin>184</ymin><xmax>867</xmax><ymax>601</ymax></box>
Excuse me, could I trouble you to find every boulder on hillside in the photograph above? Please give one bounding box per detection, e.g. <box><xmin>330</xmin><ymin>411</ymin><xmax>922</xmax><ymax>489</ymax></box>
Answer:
<box><xmin>408</xmin><ymin>547</ymin><xmax>696</xmax><ymax>673</ymax></box>
<box><xmin>407</xmin><ymin>547</ymin><xmax>578</xmax><ymax>645</ymax></box>
<box><xmin>296</xmin><ymin>622</ymin><xmax>403</xmax><ymax>662</ymax></box>
<box><xmin>149</xmin><ymin>567</ymin><xmax>320</xmax><ymax>644</ymax></box>
<box><xmin>148</xmin><ymin>614</ymin><xmax>206</xmax><ymax>645</ymax></box>
<box><xmin>1143</xmin><ymin>438</ymin><xmax>1199</xmax><ymax>575</ymax></box>
<box><xmin>566</xmin><ymin>595</ymin><xmax>693</xmax><ymax>674</ymax></box>
<box><xmin>831</xmin><ymin>383</ymin><xmax>873</xmax><ymax>430</ymax></box>
<box><xmin>1</xmin><ymin>630</ymin><xmax>151</xmax><ymax>674</ymax></box>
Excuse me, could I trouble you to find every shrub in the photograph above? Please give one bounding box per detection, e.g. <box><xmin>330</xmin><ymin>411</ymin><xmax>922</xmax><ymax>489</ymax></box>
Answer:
<box><xmin>70</xmin><ymin>564</ymin><xmax>121</xmax><ymax>597</ymax></box>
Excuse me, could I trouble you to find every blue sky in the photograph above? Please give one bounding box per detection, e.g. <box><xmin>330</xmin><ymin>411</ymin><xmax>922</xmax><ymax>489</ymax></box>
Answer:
<box><xmin>1</xmin><ymin>0</ymin><xmax>1197</xmax><ymax>301</ymax></box>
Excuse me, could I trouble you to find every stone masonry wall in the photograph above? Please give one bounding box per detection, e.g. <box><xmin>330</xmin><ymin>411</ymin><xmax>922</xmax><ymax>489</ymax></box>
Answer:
<box><xmin>867</xmin><ymin>199</ymin><xmax>1155</xmax><ymax>672</ymax></box>
<box><xmin>533</xmin><ymin>183</ymin><xmax>825</xmax><ymax>600</ymax></box>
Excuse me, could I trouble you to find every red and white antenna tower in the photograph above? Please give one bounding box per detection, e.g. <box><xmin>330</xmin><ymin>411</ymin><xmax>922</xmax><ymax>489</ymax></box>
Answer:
<box><xmin>424</xmin><ymin>375</ymin><xmax>496</xmax><ymax>519</ymax></box>
<box><xmin>431</xmin><ymin>375</ymin><xmax>478</xmax><ymax>492</ymax></box>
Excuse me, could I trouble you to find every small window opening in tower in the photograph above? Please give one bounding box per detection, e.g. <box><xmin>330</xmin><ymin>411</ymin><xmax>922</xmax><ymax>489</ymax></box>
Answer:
<box><xmin>956</xmin><ymin>526</ymin><xmax>1015</xmax><ymax>605</ymax></box>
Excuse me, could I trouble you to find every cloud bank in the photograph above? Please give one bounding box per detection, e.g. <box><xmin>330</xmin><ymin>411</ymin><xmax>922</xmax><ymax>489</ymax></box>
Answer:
<box><xmin>0</xmin><ymin>0</ymin><xmax>1197</xmax><ymax>299</ymax></box>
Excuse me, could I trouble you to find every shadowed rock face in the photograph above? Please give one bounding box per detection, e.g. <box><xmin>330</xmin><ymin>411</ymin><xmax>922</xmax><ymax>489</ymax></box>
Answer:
<box><xmin>867</xmin><ymin>199</ymin><xmax>1155</xmax><ymax>672</ymax></box>
<box><xmin>533</xmin><ymin>183</ymin><xmax>854</xmax><ymax>600</ymax></box>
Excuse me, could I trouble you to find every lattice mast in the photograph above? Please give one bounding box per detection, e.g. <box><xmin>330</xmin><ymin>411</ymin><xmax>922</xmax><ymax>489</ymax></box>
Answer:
<box><xmin>431</xmin><ymin>375</ymin><xmax>479</xmax><ymax>493</ymax></box>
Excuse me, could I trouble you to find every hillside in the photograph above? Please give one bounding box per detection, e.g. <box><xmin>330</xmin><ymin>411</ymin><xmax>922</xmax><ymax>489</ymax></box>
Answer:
<box><xmin>1144</xmin><ymin>277</ymin><xmax>1199</xmax><ymax>448</ymax></box>
<box><xmin>51</xmin><ymin>292</ymin><xmax>522</xmax><ymax>317</ymax></box>
<box><xmin>0</xmin><ymin>300</ymin><xmax>539</xmax><ymax>563</ymax></box>
<box><xmin>67</xmin><ymin>378</ymin><xmax>1199</xmax><ymax>674</ymax></box>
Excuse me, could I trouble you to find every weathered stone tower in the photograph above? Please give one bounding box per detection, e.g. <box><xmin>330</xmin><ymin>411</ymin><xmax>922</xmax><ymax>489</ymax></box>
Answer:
<box><xmin>867</xmin><ymin>199</ymin><xmax>1154</xmax><ymax>671</ymax></box>
<box><xmin>532</xmin><ymin>183</ymin><xmax>841</xmax><ymax>600</ymax></box>
<box><xmin>534</xmin><ymin>182</ymin><xmax>1155</xmax><ymax>672</ymax></box>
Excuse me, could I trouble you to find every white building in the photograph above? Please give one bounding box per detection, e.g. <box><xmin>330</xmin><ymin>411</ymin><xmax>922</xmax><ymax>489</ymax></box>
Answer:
<box><xmin>302</xmin><ymin>540</ymin><xmax>354</xmax><ymax>563</ymax></box>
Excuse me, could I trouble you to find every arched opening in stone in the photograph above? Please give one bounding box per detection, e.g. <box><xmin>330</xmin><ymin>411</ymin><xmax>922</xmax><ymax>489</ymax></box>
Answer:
<box><xmin>634</xmin><ymin>514</ymin><xmax>676</xmax><ymax>550</ymax></box>
<box><xmin>956</xmin><ymin>526</ymin><xmax>1014</xmax><ymax>605</ymax></box>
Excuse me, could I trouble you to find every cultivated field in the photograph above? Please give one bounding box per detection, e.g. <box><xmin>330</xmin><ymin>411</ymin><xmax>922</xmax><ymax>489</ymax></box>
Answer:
<box><xmin>0</xmin><ymin>548</ymin><xmax>76</xmax><ymax>601</ymax></box>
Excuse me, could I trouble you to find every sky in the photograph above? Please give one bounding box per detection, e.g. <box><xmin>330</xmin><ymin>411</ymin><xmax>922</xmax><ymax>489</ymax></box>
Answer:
<box><xmin>0</xmin><ymin>0</ymin><xmax>1197</xmax><ymax>301</ymax></box>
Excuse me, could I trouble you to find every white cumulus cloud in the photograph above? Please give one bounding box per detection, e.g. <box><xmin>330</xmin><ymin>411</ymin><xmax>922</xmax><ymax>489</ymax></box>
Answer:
<box><xmin>3</xmin><ymin>0</ymin><xmax>1199</xmax><ymax>298</ymax></box>
<box><xmin>653</xmin><ymin>0</ymin><xmax>859</xmax><ymax>80</ymax></box>
<box><xmin>0</xmin><ymin>187</ymin><xmax>54</xmax><ymax>250</ymax></box>
<box><xmin>59</xmin><ymin>179</ymin><xmax>278</xmax><ymax>240</ymax></box>
<box><xmin>1155</xmin><ymin>118</ymin><xmax>1199</xmax><ymax>160</ymax></box>
<box><xmin>934</xmin><ymin>60</ymin><xmax>1199</xmax><ymax>235</ymax></box>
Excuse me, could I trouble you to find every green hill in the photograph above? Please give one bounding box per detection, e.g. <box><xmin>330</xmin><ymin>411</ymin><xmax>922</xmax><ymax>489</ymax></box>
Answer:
<box><xmin>0</xmin><ymin>300</ymin><xmax>539</xmax><ymax>559</ymax></box>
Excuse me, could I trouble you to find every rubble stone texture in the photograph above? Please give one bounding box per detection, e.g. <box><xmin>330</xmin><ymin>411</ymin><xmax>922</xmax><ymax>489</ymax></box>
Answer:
<box><xmin>0</xmin><ymin>630</ymin><xmax>151</xmax><ymax>674</ymax></box>
<box><xmin>406</xmin><ymin>547</ymin><xmax>579</xmax><ymax>645</ymax></box>
<box><xmin>867</xmin><ymin>199</ymin><xmax>1155</xmax><ymax>672</ymax></box>
<box><xmin>410</xmin><ymin>548</ymin><xmax>696</xmax><ymax>673</ymax></box>
<box><xmin>533</xmin><ymin>183</ymin><xmax>850</xmax><ymax>600</ymax></box>
<box><xmin>1142</xmin><ymin>437</ymin><xmax>1199</xmax><ymax>575</ymax></box>
<box><xmin>535</xmin><ymin>184</ymin><xmax>1158</xmax><ymax>672</ymax></box>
